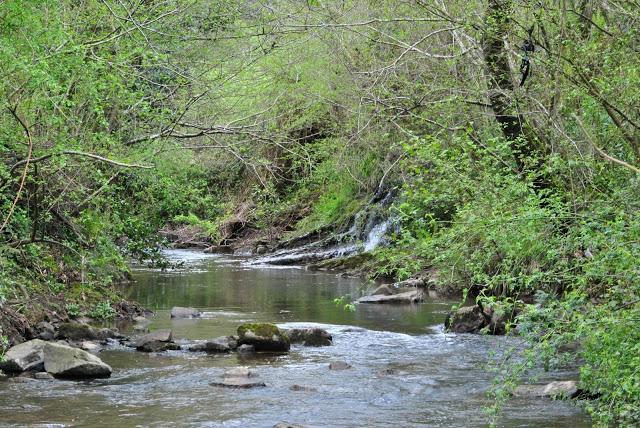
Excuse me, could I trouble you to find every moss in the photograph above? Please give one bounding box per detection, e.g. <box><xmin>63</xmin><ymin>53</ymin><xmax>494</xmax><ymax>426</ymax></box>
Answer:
<box><xmin>237</xmin><ymin>323</ymin><xmax>282</xmax><ymax>339</ymax></box>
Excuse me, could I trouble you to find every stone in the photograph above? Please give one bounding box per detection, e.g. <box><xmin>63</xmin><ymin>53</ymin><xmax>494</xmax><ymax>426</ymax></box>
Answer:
<box><xmin>329</xmin><ymin>361</ymin><xmax>352</xmax><ymax>371</ymax></box>
<box><xmin>134</xmin><ymin>329</ymin><xmax>172</xmax><ymax>347</ymax></box>
<box><xmin>38</xmin><ymin>331</ymin><xmax>54</xmax><ymax>341</ymax></box>
<box><xmin>274</xmin><ymin>423</ymin><xmax>305</xmax><ymax>428</ymax></box>
<box><xmin>286</xmin><ymin>328</ymin><xmax>332</xmax><ymax>346</ymax></box>
<box><xmin>188</xmin><ymin>336</ymin><xmax>237</xmax><ymax>353</ymax></box>
<box><xmin>95</xmin><ymin>328</ymin><xmax>122</xmax><ymax>341</ymax></box>
<box><xmin>357</xmin><ymin>289</ymin><xmax>424</xmax><ymax>304</ymax></box>
<box><xmin>137</xmin><ymin>341</ymin><xmax>181</xmax><ymax>353</ymax></box>
<box><xmin>43</xmin><ymin>342</ymin><xmax>111</xmax><ymax>379</ymax></box>
<box><xmin>55</xmin><ymin>323</ymin><xmax>98</xmax><ymax>341</ymax></box>
<box><xmin>80</xmin><ymin>341</ymin><xmax>100</xmax><ymax>352</ymax></box>
<box><xmin>170</xmin><ymin>307</ymin><xmax>201</xmax><ymax>319</ymax></box>
<box><xmin>290</xmin><ymin>384</ymin><xmax>317</xmax><ymax>392</ymax></box>
<box><xmin>445</xmin><ymin>305</ymin><xmax>488</xmax><ymax>333</ymax></box>
<box><xmin>0</xmin><ymin>339</ymin><xmax>47</xmax><ymax>373</ymax></box>
<box><xmin>514</xmin><ymin>381</ymin><xmax>579</xmax><ymax>399</ymax></box>
<box><xmin>34</xmin><ymin>372</ymin><xmax>54</xmax><ymax>380</ymax></box>
<box><xmin>237</xmin><ymin>344</ymin><xmax>255</xmax><ymax>353</ymax></box>
<box><xmin>132</xmin><ymin>316</ymin><xmax>148</xmax><ymax>323</ymax></box>
<box><xmin>134</xmin><ymin>329</ymin><xmax>179</xmax><ymax>352</ymax></box>
<box><xmin>210</xmin><ymin>366</ymin><xmax>266</xmax><ymax>389</ymax></box>
<box><xmin>237</xmin><ymin>323</ymin><xmax>290</xmax><ymax>352</ymax></box>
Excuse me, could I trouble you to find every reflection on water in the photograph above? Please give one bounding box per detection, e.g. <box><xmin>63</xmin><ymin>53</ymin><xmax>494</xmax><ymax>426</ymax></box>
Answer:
<box><xmin>0</xmin><ymin>250</ymin><xmax>590</xmax><ymax>427</ymax></box>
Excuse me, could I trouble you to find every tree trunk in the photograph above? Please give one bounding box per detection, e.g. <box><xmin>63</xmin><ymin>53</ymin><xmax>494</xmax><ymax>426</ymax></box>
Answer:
<box><xmin>482</xmin><ymin>0</ymin><xmax>545</xmax><ymax>179</ymax></box>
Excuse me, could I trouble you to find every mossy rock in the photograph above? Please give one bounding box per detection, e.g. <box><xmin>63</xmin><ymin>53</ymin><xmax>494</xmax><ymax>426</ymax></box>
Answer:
<box><xmin>237</xmin><ymin>323</ymin><xmax>290</xmax><ymax>352</ymax></box>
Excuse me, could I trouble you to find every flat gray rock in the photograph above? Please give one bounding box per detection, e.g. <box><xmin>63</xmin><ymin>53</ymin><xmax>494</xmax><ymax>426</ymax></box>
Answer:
<box><xmin>170</xmin><ymin>307</ymin><xmax>201</xmax><ymax>319</ymax></box>
<box><xmin>0</xmin><ymin>339</ymin><xmax>47</xmax><ymax>373</ymax></box>
<box><xmin>513</xmin><ymin>381</ymin><xmax>579</xmax><ymax>398</ymax></box>
<box><xmin>44</xmin><ymin>342</ymin><xmax>111</xmax><ymax>379</ymax></box>
<box><xmin>357</xmin><ymin>290</ymin><xmax>423</xmax><ymax>304</ymax></box>
<box><xmin>134</xmin><ymin>329</ymin><xmax>173</xmax><ymax>347</ymax></box>
<box><xmin>329</xmin><ymin>361</ymin><xmax>352</xmax><ymax>370</ymax></box>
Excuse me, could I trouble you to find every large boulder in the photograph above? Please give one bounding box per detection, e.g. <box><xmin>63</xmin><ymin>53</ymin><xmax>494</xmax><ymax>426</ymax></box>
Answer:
<box><xmin>445</xmin><ymin>304</ymin><xmax>520</xmax><ymax>334</ymax></box>
<box><xmin>188</xmin><ymin>336</ymin><xmax>237</xmax><ymax>353</ymax></box>
<box><xmin>134</xmin><ymin>329</ymin><xmax>180</xmax><ymax>352</ymax></box>
<box><xmin>237</xmin><ymin>323</ymin><xmax>290</xmax><ymax>352</ymax></box>
<box><xmin>55</xmin><ymin>323</ymin><xmax>98</xmax><ymax>341</ymax></box>
<box><xmin>170</xmin><ymin>307</ymin><xmax>201</xmax><ymax>319</ymax></box>
<box><xmin>0</xmin><ymin>339</ymin><xmax>47</xmax><ymax>373</ymax></box>
<box><xmin>513</xmin><ymin>381</ymin><xmax>579</xmax><ymax>398</ymax></box>
<box><xmin>286</xmin><ymin>328</ymin><xmax>332</xmax><ymax>347</ymax></box>
<box><xmin>43</xmin><ymin>342</ymin><xmax>111</xmax><ymax>379</ymax></box>
<box><xmin>445</xmin><ymin>305</ymin><xmax>489</xmax><ymax>333</ymax></box>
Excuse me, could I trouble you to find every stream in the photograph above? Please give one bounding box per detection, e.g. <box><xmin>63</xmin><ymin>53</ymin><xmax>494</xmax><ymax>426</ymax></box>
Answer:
<box><xmin>0</xmin><ymin>249</ymin><xmax>590</xmax><ymax>427</ymax></box>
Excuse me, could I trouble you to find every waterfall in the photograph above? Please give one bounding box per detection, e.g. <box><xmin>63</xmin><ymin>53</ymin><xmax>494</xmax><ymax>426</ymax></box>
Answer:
<box><xmin>363</xmin><ymin>219</ymin><xmax>389</xmax><ymax>252</ymax></box>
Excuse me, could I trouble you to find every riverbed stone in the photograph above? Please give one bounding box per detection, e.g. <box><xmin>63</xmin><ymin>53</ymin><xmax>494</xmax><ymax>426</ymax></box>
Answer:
<box><xmin>357</xmin><ymin>289</ymin><xmax>424</xmax><ymax>304</ymax></box>
<box><xmin>210</xmin><ymin>366</ymin><xmax>266</xmax><ymax>389</ymax></box>
<box><xmin>134</xmin><ymin>329</ymin><xmax>180</xmax><ymax>352</ymax></box>
<box><xmin>188</xmin><ymin>336</ymin><xmax>237</xmax><ymax>353</ymax></box>
<box><xmin>34</xmin><ymin>372</ymin><xmax>54</xmax><ymax>380</ymax></box>
<box><xmin>286</xmin><ymin>328</ymin><xmax>332</xmax><ymax>346</ymax></box>
<box><xmin>290</xmin><ymin>384</ymin><xmax>317</xmax><ymax>392</ymax></box>
<box><xmin>170</xmin><ymin>307</ymin><xmax>201</xmax><ymax>319</ymax></box>
<box><xmin>237</xmin><ymin>344</ymin><xmax>255</xmax><ymax>353</ymax></box>
<box><xmin>43</xmin><ymin>342</ymin><xmax>111</xmax><ymax>379</ymax></box>
<box><xmin>237</xmin><ymin>323</ymin><xmax>290</xmax><ymax>352</ymax></box>
<box><xmin>445</xmin><ymin>305</ymin><xmax>488</xmax><ymax>333</ymax></box>
<box><xmin>274</xmin><ymin>423</ymin><xmax>306</xmax><ymax>428</ymax></box>
<box><xmin>329</xmin><ymin>361</ymin><xmax>352</xmax><ymax>370</ymax></box>
<box><xmin>55</xmin><ymin>323</ymin><xmax>98</xmax><ymax>341</ymax></box>
<box><xmin>0</xmin><ymin>339</ymin><xmax>47</xmax><ymax>373</ymax></box>
<box><xmin>513</xmin><ymin>381</ymin><xmax>579</xmax><ymax>398</ymax></box>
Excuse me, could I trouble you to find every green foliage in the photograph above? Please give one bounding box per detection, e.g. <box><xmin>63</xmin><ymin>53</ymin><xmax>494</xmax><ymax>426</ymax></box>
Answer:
<box><xmin>0</xmin><ymin>334</ymin><xmax>8</xmax><ymax>363</ymax></box>
<box><xmin>333</xmin><ymin>296</ymin><xmax>356</xmax><ymax>312</ymax></box>
<box><xmin>65</xmin><ymin>303</ymin><xmax>81</xmax><ymax>318</ymax></box>
<box><xmin>88</xmin><ymin>301</ymin><xmax>116</xmax><ymax>320</ymax></box>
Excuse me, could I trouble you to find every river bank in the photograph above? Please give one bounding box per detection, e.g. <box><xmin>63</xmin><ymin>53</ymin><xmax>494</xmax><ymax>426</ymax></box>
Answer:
<box><xmin>0</xmin><ymin>250</ymin><xmax>590</xmax><ymax>427</ymax></box>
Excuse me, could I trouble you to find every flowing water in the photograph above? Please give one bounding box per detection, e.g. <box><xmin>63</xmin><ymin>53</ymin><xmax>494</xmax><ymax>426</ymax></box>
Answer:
<box><xmin>0</xmin><ymin>250</ymin><xmax>590</xmax><ymax>427</ymax></box>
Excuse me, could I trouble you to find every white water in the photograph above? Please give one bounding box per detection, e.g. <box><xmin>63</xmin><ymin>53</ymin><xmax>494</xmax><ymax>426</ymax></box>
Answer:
<box><xmin>363</xmin><ymin>219</ymin><xmax>390</xmax><ymax>252</ymax></box>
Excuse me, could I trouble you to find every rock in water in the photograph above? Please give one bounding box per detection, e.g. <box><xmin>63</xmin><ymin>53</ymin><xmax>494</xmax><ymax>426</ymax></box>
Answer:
<box><xmin>513</xmin><ymin>381</ymin><xmax>579</xmax><ymax>398</ymax></box>
<box><xmin>0</xmin><ymin>339</ymin><xmax>47</xmax><ymax>373</ymax></box>
<box><xmin>329</xmin><ymin>361</ymin><xmax>352</xmax><ymax>371</ymax></box>
<box><xmin>274</xmin><ymin>423</ymin><xmax>306</xmax><ymax>428</ymax></box>
<box><xmin>43</xmin><ymin>342</ymin><xmax>111</xmax><ymax>379</ymax></box>
<box><xmin>188</xmin><ymin>336</ymin><xmax>237</xmax><ymax>353</ymax></box>
<box><xmin>286</xmin><ymin>328</ymin><xmax>332</xmax><ymax>346</ymax></box>
<box><xmin>357</xmin><ymin>290</ymin><xmax>424</xmax><ymax>304</ymax></box>
<box><xmin>445</xmin><ymin>305</ymin><xmax>488</xmax><ymax>333</ymax></box>
<box><xmin>55</xmin><ymin>323</ymin><xmax>98</xmax><ymax>341</ymax></box>
<box><xmin>210</xmin><ymin>366</ymin><xmax>266</xmax><ymax>389</ymax></box>
<box><xmin>34</xmin><ymin>372</ymin><xmax>54</xmax><ymax>380</ymax></box>
<box><xmin>237</xmin><ymin>323</ymin><xmax>290</xmax><ymax>352</ymax></box>
<box><xmin>134</xmin><ymin>329</ymin><xmax>180</xmax><ymax>352</ymax></box>
<box><xmin>170</xmin><ymin>307</ymin><xmax>201</xmax><ymax>319</ymax></box>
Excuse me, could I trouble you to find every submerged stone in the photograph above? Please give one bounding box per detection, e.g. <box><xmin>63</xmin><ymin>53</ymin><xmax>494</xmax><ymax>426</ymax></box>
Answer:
<box><xmin>329</xmin><ymin>361</ymin><xmax>352</xmax><ymax>371</ymax></box>
<box><xmin>170</xmin><ymin>307</ymin><xmax>201</xmax><ymax>319</ymax></box>
<box><xmin>513</xmin><ymin>381</ymin><xmax>579</xmax><ymax>399</ymax></box>
<box><xmin>286</xmin><ymin>328</ymin><xmax>332</xmax><ymax>346</ymax></box>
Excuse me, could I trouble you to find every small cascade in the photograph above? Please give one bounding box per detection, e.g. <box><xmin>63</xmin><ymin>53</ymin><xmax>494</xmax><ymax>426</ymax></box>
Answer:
<box><xmin>251</xmin><ymin>189</ymin><xmax>397</xmax><ymax>266</ymax></box>
<box><xmin>363</xmin><ymin>219</ymin><xmax>390</xmax><ymax>252</ymax></box>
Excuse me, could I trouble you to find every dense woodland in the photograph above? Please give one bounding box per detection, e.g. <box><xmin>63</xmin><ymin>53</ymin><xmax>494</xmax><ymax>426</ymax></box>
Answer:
<box><xmin>1</xmin><ymin>0</ymin><xmax>639</xmax><ymax>425</ymax></box>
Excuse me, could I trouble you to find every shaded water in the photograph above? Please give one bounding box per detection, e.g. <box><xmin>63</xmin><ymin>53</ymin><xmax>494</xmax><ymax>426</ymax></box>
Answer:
<box><xmin>0</xmin><ymin>250</ymin><xmax>590</xmax><ymax>427</ymax></box>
